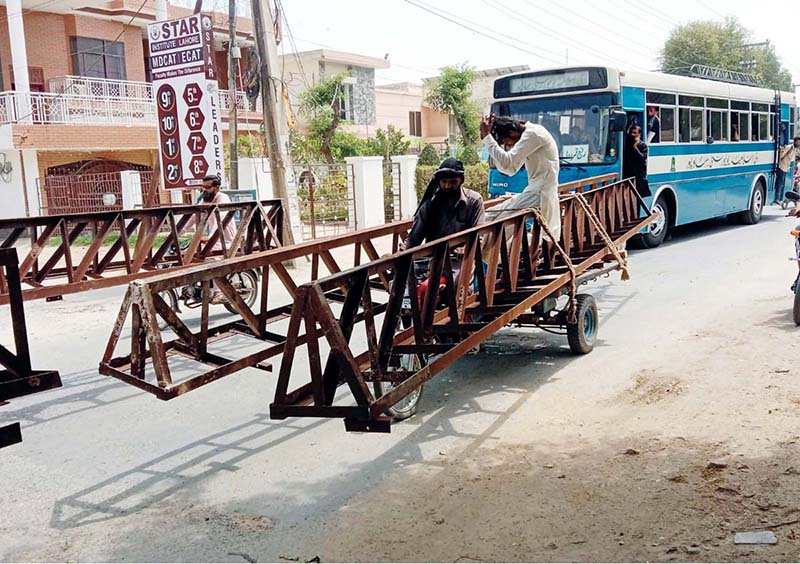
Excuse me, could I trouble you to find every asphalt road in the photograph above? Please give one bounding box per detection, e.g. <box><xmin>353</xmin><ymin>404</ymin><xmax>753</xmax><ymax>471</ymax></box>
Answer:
<box><xmin>1</xmin><ymin>206</ymin><xmax>798</xmax><ymax>562</ymax></box>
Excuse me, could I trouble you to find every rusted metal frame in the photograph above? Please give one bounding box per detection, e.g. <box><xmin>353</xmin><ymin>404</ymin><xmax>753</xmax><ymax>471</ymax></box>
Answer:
<box><xmin>32</xmin><ymin>221</ymin><xmax>86</xmax><ymax>283</ymax></box>
<box><xmin>420</xmin><ymin>244</ymin><xmax>448</xmax><ymax>337</ymax></box>
<box><xmin>311</xmin><ymin>283</ymin><xmax>374</xmax><ymax>407</ymax></box>
<box><xmin>97</xmin><ymin>200</ymin><xmax>538</xmax><ymax>398</ymax></box>
<box><xmin>498</xmin><ymin>233</ymin><xmax>513</xmax><ymax>292</ymax></box>
<box><xmin>456</xmin><ymin>232</ymin><xmax>479</xmax><ymax>321</ymax></box>
<box><xmin>507</xmin><ymin>215</ymin><xmax>525</xmax><ymax>292</ymax></box>
<box><xmin>557</xmin><ymin>173</ymin><xmax>617</xmax><ymax>194</ymax></box>
<box><xmin>17</xmin><ymin>222</ymin><xmax>59</xmax><ymax>282</ymax></box>
<box><xmin>318</xmin><ymin>270</ymin><xmax>370</xmax><ymax>403</ymax></box>
<box><xmin>482</xmin><ymin>222</ymin><xmax>505</xmax><ymax>307</ymax></box>
<box><xmin>258</xmin><ymin>201</ymin><xmax>282</xmax><ymax>250</ymax></box>
<box><xmin>130</xmin><ymin>302</ymin><xmax>146</xmax><ymax>379</ymax></box>
<box><xmin>376</xmin><ymin>254</ymin><xmax>413</xmax><ymax>369</ymax></box>
<box><xmin>97</xmin><ymin>216</ymin><xmax>138</xmax><ymax>275</ymax></box>
<box><xmin>273</xmin><ymin>286</ymin><xmax>309</xmax><ymax>407</ymax></box>
<box><xmin>0</xmin><ymin>248</ymin><xmax>61</xmax><ymax>403</ymax></box>
<box><xmin>72</xmin><ymin>219</ymin><xmax>115</xmax><ymax>282</ymax></box>
<box><xmin>369</xmin><ymin>210</ymin><xmax>653</xmax><ymax>417</ymax></box>
<box><xmin>1</xmin><ymin>227</ymin><xmax>26</xmax><ymax>249</ymax></box>
<box><xmin>441</xmin><ymin>252</ymin><xmax>461</xmax><ymax>327</ymax></box>
<box><xmin>360</xmin><ymin>282</ymin><xmax>384</xmax><ymax>382</ymax></box>
<box><xmin>227</xmin><ymin>206</ymin><xmax>257</xmax><ymax>259</ymax></box>
<box><xmin>215</xmin><ymin>275</ymin><xmax>263</xmax><ymax>338</ymax></box>
<box><xmin>146</xmin><ymin>211</ymin><xmax>180</xmax><ymax>268</ymax></box>
<box><xmin>131</xmin><ymin>212</ymin><xmax>169</xmax><ymax>273</ymax></box>
<box><xmin>151</xmin><ymin>292</ymin><xmax>200</xmax><ymax>355</ymax></box>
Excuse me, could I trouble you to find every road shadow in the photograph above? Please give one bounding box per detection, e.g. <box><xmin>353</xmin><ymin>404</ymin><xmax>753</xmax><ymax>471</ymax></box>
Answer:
<box><xmin>0</xmin><ymin>368</ymin><xmax>138</xmax><ymax>429</ymax></box>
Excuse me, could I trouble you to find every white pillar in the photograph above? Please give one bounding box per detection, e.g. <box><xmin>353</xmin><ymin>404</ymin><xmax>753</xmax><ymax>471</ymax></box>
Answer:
<box><xmin>120</xmin><ymin>170</ymin><xmax>143</xmax><ymax>209</ymax></box>
<box><xmin>154</xmin><ymin>0</ymin><xmax>168</xmax><ymax>21</ymax></box>
<box><xmin>391</xmin><ymin>154</ymin><xmax>419</xmax><ymax>220</ymax></box>
<box><xmin>20</xmin><ymin>149</ymin><xmax>40</xmax><ymax>216</ymax></box>
<box><xmin>345</xmin><ymin>156</ymin><xmax>384</xmax><ymax>230</ymax></box>
<box><xmin>7</xmin><ymin>0</ymin><xmax>32</xmax><ymax>124</ymax></box>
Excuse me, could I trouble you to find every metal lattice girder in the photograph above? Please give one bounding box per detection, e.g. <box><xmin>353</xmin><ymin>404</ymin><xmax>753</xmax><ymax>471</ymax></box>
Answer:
<box><xmin>0</xmin><ymin>199</ymin><xmax>285</xmax><ymax>304</ymax></box>
<box><xmin>271</xmin><ymin>178</ymin><xmax>656</xmax><ymax>431</ymax></box>
<box><xmin>98</xmin><ymin>174</ymin><xmax>637</xmax><ymax>404</ymax></box>
<box><xmin>0</xmin><ymin>248</ymin><xmax>62</xmax><ymax>449</ymax></box>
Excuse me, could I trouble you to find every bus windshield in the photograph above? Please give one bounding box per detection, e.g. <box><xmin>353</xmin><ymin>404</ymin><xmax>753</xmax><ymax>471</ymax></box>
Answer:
<box><xmin>493</xmin><ymin>93</ymin><xmax>617</xmax><ymax>165</ymax></box>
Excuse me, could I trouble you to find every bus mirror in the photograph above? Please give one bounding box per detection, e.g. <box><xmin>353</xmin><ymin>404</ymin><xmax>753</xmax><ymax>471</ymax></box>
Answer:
<box><xmin>608</xmin><ymin>110</ymin><xmax>627</xmax><ymax>132</ymax></box>
<box><xmin>706</xmin><ymin>136</ymin><xmax>715</xmax><ymax>145</ymax></box>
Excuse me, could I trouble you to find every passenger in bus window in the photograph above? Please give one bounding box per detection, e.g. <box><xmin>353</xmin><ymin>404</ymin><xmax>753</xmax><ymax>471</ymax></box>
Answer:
<box><xmin>647</xmin><ymin>106</ymin><xmax>661</xmax><ymax>144</ymax></box>
<box><xmin>731</xmin><ymin>123</ymin><xmax>740</xmax><ymax>142</ymax></box>
<box><xmin>480</xmin><ymin>115</ymin><xmax>561</xmax><ymax>241</ymax></box>
<box><xmin>623</xmin><ymin>125</ymin><xmax>651</xmax><ymax>198</ymax></box>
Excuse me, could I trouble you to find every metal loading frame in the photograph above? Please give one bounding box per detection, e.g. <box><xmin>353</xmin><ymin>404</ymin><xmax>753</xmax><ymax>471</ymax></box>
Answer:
<box><xmin>1</xmin><ymin>248</ymin><xmax>61</xmax><ymax>449</ymax></box>
<box><xmin>271</xmin><ymin>178</ymin><xmax>656</xmax><ymax>431</ymax></box>
<box><xmin>98</xmin><ymin>175</ymin><xmax>620</xmax><ymax>400</ymax></box>
<box><xmin>0</xmin><ymin>199</ymin><xmax>285</xmax><ymax>305</ymax></box>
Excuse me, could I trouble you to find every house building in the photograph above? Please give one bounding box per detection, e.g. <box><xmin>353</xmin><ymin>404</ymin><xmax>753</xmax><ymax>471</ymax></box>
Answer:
<box><xmin>0</xmin><ymin>0</ymin><xmax>261</xmax><ymax>218</ymax></box>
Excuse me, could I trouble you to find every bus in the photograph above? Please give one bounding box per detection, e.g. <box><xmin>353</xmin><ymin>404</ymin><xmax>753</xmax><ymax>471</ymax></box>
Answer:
<box><xmin>487</xmin><ymin>66</ymin><xmax>798</xmax><ymax>247</ymax></box>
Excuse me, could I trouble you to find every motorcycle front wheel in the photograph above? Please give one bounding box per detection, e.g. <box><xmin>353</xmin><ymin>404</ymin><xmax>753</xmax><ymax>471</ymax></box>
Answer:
<box><xmin>223</xmin><ymin>270</ymin><xmax>259</xmax><ymax>314</ymax></box>
<box><xmin>793</xmin><ymin>286</ymin><xmax>800</xmax><ymax>326</ymax></box>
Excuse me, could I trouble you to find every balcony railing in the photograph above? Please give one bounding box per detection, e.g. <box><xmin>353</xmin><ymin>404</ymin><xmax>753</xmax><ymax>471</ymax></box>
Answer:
<box><xmin>0</xmin><ymin>76</ymin><xmax>260</xmax><ymax>126</ymax></box>
<box><xmin>48</xmin><ymin>76</ymin><xmax>152</xmax><ymax>100</ymax></box>
<box><xmin>0</xmin><ymin>91</ymin><xmax>156</xmax><ymax>126</ymax></box>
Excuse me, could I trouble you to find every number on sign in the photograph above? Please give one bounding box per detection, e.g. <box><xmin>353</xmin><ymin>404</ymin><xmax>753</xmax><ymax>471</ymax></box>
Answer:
<box><xmin>164</xmin><ymin>137</ymin><xmax>178</xmax><ymax>158</ymax></box>
<box><xmin>192</xmin><ymin>160</ymin><xmax>204</xmax><ymax>175</ymax></box>
<box><xmin>160</xmin><ymin>115</ymin><xmax>176</xmax><ymax>133</ymax></box>
<box><xmin>166</xmin><ymin>163</ymin><xmax>181</xmax><ymax>182</ymax></box>
<box><xmin>158</xmin><ymin>88</ymin><xmax>175</xmax><ymax>111</ymax></box>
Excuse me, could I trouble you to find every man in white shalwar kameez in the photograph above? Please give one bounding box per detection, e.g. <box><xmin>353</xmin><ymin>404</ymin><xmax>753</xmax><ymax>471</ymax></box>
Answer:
<box><xmin>480</xmin><ymin>115</ymin><xmax>561</xmax><ymax>241</ymax></box>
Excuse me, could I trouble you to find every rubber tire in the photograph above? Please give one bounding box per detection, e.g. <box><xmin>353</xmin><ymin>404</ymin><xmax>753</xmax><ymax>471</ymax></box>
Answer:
<box><xmin>374</xmin><ymin>352</ymin><xmax>423</xmax><ymax>421</ymax></box>
<box><xmin>373</xmin><ymin>315</ymin><xmax>424</xmax><ymax>421</ymax></box>
<box><xmin>157</xmin><ymin>289</ymin><xmax>179</xmax><ymax>331</ymax></box>
<box><xmin>739</xmin><ymin>182</ymin><xmax>765</xmax><ymax>225</ymax></box>
<box><xmin>223</xmin><ymin>270</ymin><xmax>259</xmax><ymax>314</ymax></box>
<box><xmin>794</xmin><ymin>287</ymin><xmax>800</xmax><ymax>326</ymax></box>
<box><xmin>567</xmin><ymin>294</ymin><xmax>598</xmax><ymax>355</ymax></box>
<box><xmin>641</xmin><ymin>196</ymin><xmax>669</xmax><ymax>248</ymax></box>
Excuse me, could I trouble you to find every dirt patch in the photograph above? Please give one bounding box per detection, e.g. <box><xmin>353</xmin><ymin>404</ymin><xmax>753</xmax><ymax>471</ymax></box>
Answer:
<box><xmin>320</xmin><ymin>439</ymin><xmax>800</xmax><ymax>562</ymax></box>
<box><xmin>622</xmin><ymin>370</ymin><xmax>686</xmax><ymax>405</ymax></box>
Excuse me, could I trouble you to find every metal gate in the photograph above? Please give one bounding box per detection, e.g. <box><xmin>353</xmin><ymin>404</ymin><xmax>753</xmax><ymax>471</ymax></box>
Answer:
<box><xmin>39</xmin><ymin>170</ymin><xmax>156</xmax><ymax>215</ymax></box>
<box><xmin>295</xmin><ymin>164</ymin><xmax>356</xmax><ymax>239</ymax></box>
<box><xmin>383</xmin><ymin>161</ymin><xmax>401</xmax><ymax>222</ymax></box>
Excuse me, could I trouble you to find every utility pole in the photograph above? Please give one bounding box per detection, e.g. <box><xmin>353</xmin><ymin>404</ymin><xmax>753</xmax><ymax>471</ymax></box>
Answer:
<box><xmin>251</xmin><ymin>0</ymin><xmax>296</xmax><ymax>246</ymax></box>
<box><xmin>227</xmin><ymin>0</ymin><xmax>239</xmax><ymax>190</ymax></box>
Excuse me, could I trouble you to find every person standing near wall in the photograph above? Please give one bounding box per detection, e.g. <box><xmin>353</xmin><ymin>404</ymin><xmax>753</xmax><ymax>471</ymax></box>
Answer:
<box><xmin>774</xmin><ymin>137</ymin><xmax>800</xmax><ymax>204</ymax></box>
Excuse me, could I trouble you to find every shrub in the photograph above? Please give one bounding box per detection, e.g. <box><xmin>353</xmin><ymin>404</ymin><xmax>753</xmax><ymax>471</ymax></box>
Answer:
<box><xmin>415</xmin><ymin>162</ymin><xmax>489</xmax><ymax>201</ymax></box>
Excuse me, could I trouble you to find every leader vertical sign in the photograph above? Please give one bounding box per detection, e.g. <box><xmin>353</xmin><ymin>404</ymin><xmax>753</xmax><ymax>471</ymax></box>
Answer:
<box><xmin>148</xmin><ymin>14</ymin><xmax>225</xmax><ymax>189</ymax></box>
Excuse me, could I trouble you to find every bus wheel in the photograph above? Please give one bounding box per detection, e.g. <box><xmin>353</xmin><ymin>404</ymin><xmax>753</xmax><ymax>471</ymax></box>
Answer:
<box><xmin>641</xmin><ymin>196</ymin><xmax>669</xmax><ymax>248</ymax></box>
<box><xmin>738</xmin><ymin>181</ymin><xmax>765</xmax><ymax>225</ymax></box>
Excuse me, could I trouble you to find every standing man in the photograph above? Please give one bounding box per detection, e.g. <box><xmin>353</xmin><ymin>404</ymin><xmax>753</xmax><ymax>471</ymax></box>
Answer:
<box><xmin>646</xmin><ymin>106</ymin><xmax>661</xmax><ymax>144</ymax></box>
<box><xmin>480</xmin><ymin>115</ymin><xmax>561</xmax><ymax>241</ymax></box>
<box><xmin>774</xmin><ymin>137</ymin><xmax>800</xmax><ymax>204</ymax></box>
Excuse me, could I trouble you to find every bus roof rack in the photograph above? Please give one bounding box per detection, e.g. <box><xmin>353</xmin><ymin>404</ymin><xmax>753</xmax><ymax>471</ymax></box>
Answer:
<box><xmin>686</xmin><ymin>64</ymin><xmax>763</xmax><ymax>87</ymax></box>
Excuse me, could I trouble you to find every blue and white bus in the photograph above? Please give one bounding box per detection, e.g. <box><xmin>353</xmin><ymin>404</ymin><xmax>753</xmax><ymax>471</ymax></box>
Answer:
<box><xmin>488</xmin><ymin>66</ymin><xmax>797</xmax><ymax>247</ymax></box>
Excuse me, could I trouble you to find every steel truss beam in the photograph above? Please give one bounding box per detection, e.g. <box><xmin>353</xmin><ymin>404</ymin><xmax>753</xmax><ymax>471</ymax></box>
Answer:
<box><xmin>0</xmin><ymin>199</ymin><xmax>285</xmax><ymax>304</ymax></box>
<box><xmin>98</xmin><ymin>174</ymin><xmax>637</xmax><ymax>410</ymax></box>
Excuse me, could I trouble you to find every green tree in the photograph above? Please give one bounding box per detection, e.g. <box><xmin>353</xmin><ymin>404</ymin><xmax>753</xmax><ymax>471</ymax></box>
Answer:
<box><xmin>299</xmin><ymin>73</ymin><xmax>351</xmax><ymax>164</ymax></box>
<box><xmin>425</xmin><ymin>64</ymin><xmax>480</xmax><ymax>145</ymax></box>
<box><xmin>660</xmin><ymin>18</ymin><xmax>792</xmax><ymax>90</ymax></box>
<box><xmin>417</xmin><ymin>144</ymin><xmax>442</xmax><ymax>166</ymax></box>
<box><xmin>364</xmin><ymin>125</ymin><xmax>411</xmax><ymax>158</ymax></box>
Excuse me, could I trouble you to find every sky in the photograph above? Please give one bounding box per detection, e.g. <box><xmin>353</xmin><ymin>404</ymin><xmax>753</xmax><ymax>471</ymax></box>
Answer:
<box><xmin>277</xmin><ymin>0</ymin><xmax>800</xmax><ymax>91</ymax></box>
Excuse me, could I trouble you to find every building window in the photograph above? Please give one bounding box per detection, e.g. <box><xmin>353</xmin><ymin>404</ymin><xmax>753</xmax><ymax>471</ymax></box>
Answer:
<box><xmin>338</xmin><ymin>83</ymin><xmax>354</xmax><ymax>121</ymax></box>
<box><xmin>409</xmin><ymin>111</ymin><xmax>422</xmax><ymax>137</ymax></box>
<box><xmin>70</xmin><ymin>37</ymin><xmax>127</xmax><ymax>80</ymax></box>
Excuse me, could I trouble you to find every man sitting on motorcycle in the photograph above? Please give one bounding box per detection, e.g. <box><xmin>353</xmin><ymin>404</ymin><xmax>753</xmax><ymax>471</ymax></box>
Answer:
<box><xmin>180</xmin><ymin>174</ymin><xmax>238</xmax><ymax>303</ymax></box>
<box><xmin>402</xmin><ymin>158</ymin><xmax>486</xmax><ymax>303</ymax></box>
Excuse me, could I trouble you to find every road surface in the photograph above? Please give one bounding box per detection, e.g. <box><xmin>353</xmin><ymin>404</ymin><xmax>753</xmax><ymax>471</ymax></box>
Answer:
<box><xmin>2</xmin><ymin>207</ymin><xmax>800</xmax><ymax>562</ymax></box>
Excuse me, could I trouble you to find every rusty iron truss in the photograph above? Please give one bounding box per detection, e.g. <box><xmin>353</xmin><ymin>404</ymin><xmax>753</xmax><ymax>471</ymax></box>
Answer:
<box><xmin>1</xmin><ymin>248</ymin><xmax>61</xmax><ymax>449</ymax></box>
<box><xmin>98</xmin><ymin>175</ymin><xmax>639</xmax><ymax>409</ymax></box>
<box><xmin>270</xmin><ymin>178</ymin><xmax>653</xmax><ymax>431</ymax></box>
<box><xmin>0</xmin><ymin>199</ymin><xmax>285</xmax><ymax>305</ymax></box>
